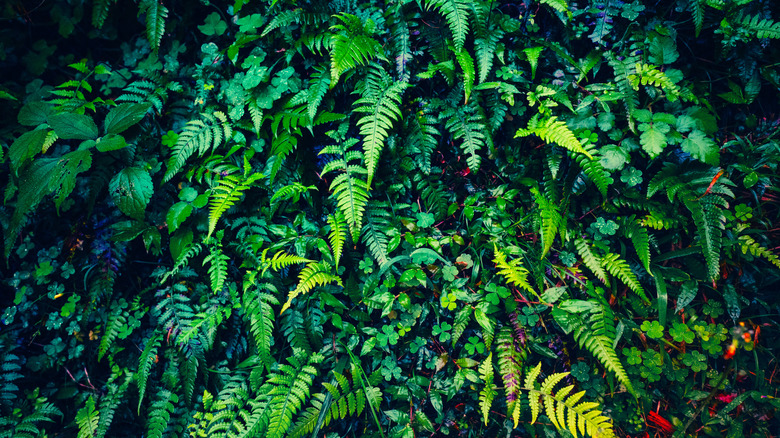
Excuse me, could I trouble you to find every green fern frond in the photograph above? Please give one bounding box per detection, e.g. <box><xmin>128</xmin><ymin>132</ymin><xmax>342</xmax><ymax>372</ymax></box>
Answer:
<box><xmin>139</xmin><ymin>0</ymin><xmax>167</xmax><ymax>52</ymax></box>
<box><xmin>628</xmin><ymin>63</ymin><xmax>681</xmax><ymax>101</ymax></box>
<box><xmin>327</xmin><ymin>211</ymin><xmax>348</xmax><ymax>267</ymax></box>
<box><xmin>516</xmin><ymin>114</ymin><xmax>592</xmax><ymax>158</ymax></box>
<box><xmin>329</xmin><ymin>165</ymin><xmax>370</xmax><ymax>243</ymax></box>
<box><xmin>262</xmin><ymin>9</ymin><xmax>302</xmax><ymax>37</ymax></box>
<box><xmin>606</xmin><ymin>51</ymin><xmax>639</xmax><ymax>131</ymax></box>
<box><xmin>737</xmin><ymin>233</ymin><xmax>780</xmax><ymax>270</ymax></box>
<box><xmin>265</xmin><ymin>352</ymin><xmax>324</xmax><ymax>438</ymax></box>
<box><xmin>6</xmin><ymin>401</ymin><xmax>62</xmax><ymax>437</ymax></box>
<box><xmin>204</xmin><ymin>240</ymin><xmax>229</xmax><ymax>293</ymax></box>
<box><xmin>208</xmin><ymin>172</ymin><xmax>262</xmax><ymax>238</ymax></box>
<box><xmin>96</xmin><ymin>373</ymin><xmax>132</xmax><ymax>438</ymax></box>
<box><xmin>307</xmin><ymin>64</ymin><xmax>331</xmax><ymax>121</ymax></box>
<box><xmin>262</xmin><ymin>249</ymin><xmax>312</xmax><ymax>275</ymax></box>
<box><xmin>136</xmin><ymin>333</ymin><xmax>162</xmax><ymax>413</ymax></box>
<box><xmin>330</xmin><ymin>13</ymin><xmax>385</xmax><ymax>85</ymax></box>
<box><xmin>621</xmin><ymin>216</ymin><xmax>651</xmax><ymax>274</ymax></box>
<box><xmin>423</xmin><ymin>0</ymin><xmax>471</xmax><ymax>51</ymax></box>
<box><xmin>164</xmin><ymin>111</ymin><xmax>231</xmax><ymax>182</ymax></box>
<box><xmin>738</xmin><ymin>14</ymin><xmax>780</xmax><ymax>39</ymax></box>
<box><xmin>76</xmin><ymin>397</ymin><xmax>100</xmax><ymax>438</ymax></box>
<box><xmin>455</xmin><ymin>48</ymin><xmax>475</xmax><ymax>103</ymax></box>
<box><xmin>146</xmin><ymin>389</ymin><xmax>178</xmax><ymax>438</ymax></box>
<box><xmin>407</xmin><ymin>104</ymin><xmax>441</xmax><ymax>173</ymax></box>
<box><xmin>575</xmin><ymin>238</ymin><xmax>609</xmax><ymax>285</ymax></box>
<box><xmin>244</xmin><ymin>284</ymin><xmax>280</xmax><ymax>370</ymax></box>
<box><xmin>415</xmin><ymin>173</ymin><xmax>449</xmax><ymax>221</ymax></box>
<box><xmin>496</xmin><ymin>327</ymin><xmax>526</xmax><ymax>428</ymax></box>
<box><xmin>361</xmin><ymin>203</ymin><xmax>392</xmax><ymax>267</ymax></box>
<box><xmin>355</xmin><ymin>66</ymin><xmax>407</xmax><ymax>186</ymax></box>
<box><xmin>472</xmin><ymin>2</ymin><xmax>504</xmax><ymax>83</ymax></box>
<box><xmin>289</xmin><ymin>370</ymin><xmax>369</xmax><ymax>438</ymax></box>
<box><xmin>531</xmin><ymin>186</ymin><xmax>565</xmax><ymax>258</ymax></box>
<box><xmin>684</xmin><ymin>196</ymin><xmax>725</xmax><ymax>281</ymax></box>
<box><xmin>524</xmin><ymin>362</ymin><xmax>615</xmax><ymax>438</ymax></box>
<box><xmin>0</xmin><ymin>353</ymin><xmax>22</xmax><ymax>408</ymax></box>
<box><xmin>281</xmin><ymin>262</ymin><xmax>343</xmax><ymax>313</ymax></box>
<box><xmin>98</xmin><ymin>305</ymin><xmax>127</xmax><ymax>361</ymax></box>
<box><xmin>92</xmin><ymin>0</ymin><xmax>115</xmax><ymax>28</ymax></box>
<box><xmin>268</xmin><ymin>130</ymin><xmax>298</xmax><ymax>184</ymax></box>
<box><xmin>540</xmin><ymin>0</ymin><xmax>570</xmax><ymax>14</ymax></box>
<box><xmin>493</xmin><ymin>244</ymin><xmax>535</xmax><ymax>296</ymax></box>
<box><xmin>600</xmin><ymin>253</ymin><xmax>648</xmax><ymax>302</ymax></box>
<box><xmin>271</xmin><ymin>182</ymin><xmax>316</xmax><ymax>205</ymax></box>
<box><xmin>451</xmin><ymin>305</ymin><xmax>472</xmax><ymax>346</ymax></box>
<box><xmin>478</xmin><ymin>353</ymin><xmax>496</xmax><ymax>426</ymax></box>
<box><xmin>575</xmin><ymin>144</ymin><xmax>612</xmax><ymax>199</ymax></box>
<box><xmin>442</xmin><ymin>100</ymin><xmax>486</xmax><ymax>172</ymax></box>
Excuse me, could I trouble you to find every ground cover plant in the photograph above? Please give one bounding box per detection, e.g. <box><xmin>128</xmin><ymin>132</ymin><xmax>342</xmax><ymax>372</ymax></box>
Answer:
<box><xmin>1</xmin><ymin>0</ymin><xmax>780</xmax><ymax>437</ymax></box>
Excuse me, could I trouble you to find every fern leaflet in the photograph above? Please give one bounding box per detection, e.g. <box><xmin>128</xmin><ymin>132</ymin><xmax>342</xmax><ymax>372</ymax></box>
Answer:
<box><xmin>281</xmin><ymin>262</ymin><xmax>343</xmax><ymax>313</ymax></box>
<box><xmin>516</xmin><ymin>114</ymin><xmax>592</xmax><ymax>158</ymax></box>
<box><xmin>478</xmin><ymin>353</ymin><xmax>496</xmax><ymax>426</ymax></box>
<box><xmin>327</xmin><ymin>210</ymin><xmax>348</xmax><ymax>267</ymax></box>
<box><xmin>208</xmin><ymin>172</ymin><xmax>263</xmax><ymax>238</ymax></box>
<box><xmin>76</xmin><ymin>397</ymin><xmax>100</xmax><ymax>438</ymax></box>
<box><xmin>423</xmin><ymin>0</ymin><xmax>471</xmax><ymax>51</ymax></box>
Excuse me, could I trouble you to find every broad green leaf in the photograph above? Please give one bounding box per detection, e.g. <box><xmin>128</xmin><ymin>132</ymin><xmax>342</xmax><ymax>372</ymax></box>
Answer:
<box><xmin>166</xmin><ymin>202</ymin><xmax>193</xmax><ymax>233</ymax></box>
<box><xmin>639</xmin><ymin>125</ymin><xmax>668</xmax><ymax>157</ymax></box>
<box><xmin>104</xmin><ymin>103</ymin><xmax>150</xmax><ymax>135</ymax></box>
<box><xmin>109</xmin><ymin>167</ymin><xmax>154</xmax><ymax>220</ymax></box>
<box><xmin>675</xmin><ymin>280</ymin><xmax>698</xmax><ymax>312</ymax></box>
<box><xmin>95</xmin><ymin>134</ymin><xmax>128</xmax><ymax>152</ymax></box>
<box><xmin>681</xmin><ymin>130</ymin><xmax>719</xmax><ymax>165</ymax></box>
<box><xmin>48</xmin><ymin>113</ymin><xmax>99</xmax><ymax>140</ymax></box>
<box><xmin>50</xmin><ymin>149</ymin><xmax>93</xmax><ymax>210</ymax></box>
<box><xmin>18</xmin><ymin>101</ymin><xmax>53</xmax><ymax>126</ymax></box>
<box><xmin>10</xmin><ymin>129</ymin><xmax>48</xmax><ymax>171</ymax></box>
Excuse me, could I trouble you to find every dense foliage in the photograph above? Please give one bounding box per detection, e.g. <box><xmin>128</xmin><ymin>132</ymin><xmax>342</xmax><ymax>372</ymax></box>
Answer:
<box><xmin>1</xmin><ymin>0</ymin><xmax>780</xmax><ymax>437</ymax></box>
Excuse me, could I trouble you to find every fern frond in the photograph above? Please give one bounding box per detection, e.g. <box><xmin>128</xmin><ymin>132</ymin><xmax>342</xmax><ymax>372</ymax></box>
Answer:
<box><xmin>262</xmin><ymin>250</ymin><xmax>312</xmax><ymax>275</ymax></box>
<box><xmin>281</xmin><ymin>262</ymin><xmax>343</xmax><ymax>313</ymax></box>
<box><xmin>600</xmin><ymin>253</ymin><xmax>648</xmax><ymax>302</ymax></box>
<box><xmin>330</xmin><ymin>13</ymin><xmax>385</xmax><ymax>85</ymax></box>
<box><xmin>423</xmin><ymin>0</ymin><xmax>471</xmax><ymax>51</ymax></box>
<box><xmin>92</xmin><ymin>0</ymin><xmax>115</xmax><ymax>28</ymax></box>
<box><xmin>690</xmin><ymin>0</ymin><xmax>704</xmax><ymax>36</ymax></box>
<box><xmin>628</xmin><ymin>63</ymin><xmax>681</xmax><ymax>101</ymax></box>
<box><xmin>136</xmin><ymin>333</ymin><xmax>162</xmax><ymax>413</ymax></box>
<box><xmin>738</xmin><ymin>13</ymin><xmax>780</xmax><ymax>39</ymax></box>
<box><xmin>146</xmin><ymin>389</ymin><xmax>178</xmax><ymax>438</ymax></box>
<box><xmin>478</xmin><ymin>353</ymin><xmax>496</xmax><ymax>426</ymax></box>
<box><xmin>361</xmin><ymin>203</ymin><xmax>392</xmax><ymax>267</ymax></box>
<box><xmin>265</xmin><ymin>352</ymin><xmax>324</xmax><ymax>438</ymax></box>
<box><xmin>355</xmin><ymin>66</ymin><xmax>407</xmax><ymax>186</ymax></box>
<box><xmin>307</xmin><ymin>64</ymin><xmax>331</xmax><ymax>121</ymax></box>
<box><xmin>472</xmin><ymin>2</ymin><xmax>504</xmax><ymax>83</ymax></box>
<box><xmin>96</xmin><ymin>372</ymin><xmax>132</xmax><ymax>438</ymax></box>
<box><xmin>737</xmin><ymin>234</ymin><xmax>780</xmax><ymax>270</ymax></box>
<box><xmin>407</xmin><ymin>105</ymin><xmax>441</xmax><ymax>174</ymax></box>
<box><xmin>684</xmin><ymin>196</ymin><xmax>725</xmax><ymax>281</ymax></box>
<box><xmin>98</xmin><ymin>305</ymin><xmax>127</xmax><ymax>361</ymax></box>
<box><xmin>455</xmin><ymin>48</ymin><xmax>475</xmax><ymax>103</ymax></box>
<box><xmin>270</xmin><ymin>182</ymin><xmax>316</xmax><ymax>205</ymax></box>
<box><xmin>524</xmin><ymin>362</ymin><xmax>615</xmax><ymax>438</ymax></box>
<box><xmin>451</xmin><ymin>305</ymin><xmax>472</xmax><ymax>346</ymax></box>
<box><xmin>289</xmin><ymin>370</ymin><xmax>369</xmax><ymax>438</ymax></box>
<box><xmin>327</xmin><ymin>211</ymin><xmax>348</xmax><ymax>267</ymax></box>
<box><xmin>164</xmin><ymin>111</ymin><xmax>231</xmax><ymax>182</ymax></box>
<box><xmin>268</xmin><ymin>130</ymin><xmax>298</xmax><ymax>183</ymax></box>
<box><xmin>329</xmin><ymin>166</ymin><xmax>370</xmax><ymax>243</ymax></box>
<box><xmin>208</xmin><ymin>172</ymin><xmax>262</xmax><ymax>238</ymax></box>
<box><xmin>516</xmin><ymin>114</ymin><xmax>592</xmax><ymax>158</ymax></box>
<box><xmin>204</xmin><ymin>241</ymin><xmax>229</xmax><ymax>293</ymax></box>
<box><xmin>574</xmin><ymin>144</ymin><xmax>611</xmax><ymax>199</ymax></box>
<box><xmin>531</xmin><ymin>186</ymin><xmax>564</xmax><ymax>258</ymax></box>
<box><xmin>442</xmin><ymin>100</ymin><xmax>486</xmax><ymax>172</ymax></box>
<box><xmin>621</xmin><ymin>216</ymin><xmax>651</xmax><ymax>274</ymax></box>
<box><xmin>493</xmin><ymin>244</ymin><xmax>535</xmax><ymax>296</ymax></box>
<box><xmin>76</xmin><ymin>397</ymin><xmax>100</xmax><ymax>438</ymax></box>
<box><xmin>575</xmin><ymin>238</ymin><xmax>609</xmax><ymax>285</ymax></box>
<box><xmin>606</xmin><ymin>51</ymin><xmax>639</xmax><ymax>131</ymax></box>
<box><xmin>496</xmin><ymin>327</ymin><xmax>526</xmax><ymax>428</ymax></box>
<box><xmin>139</xmin><ymin>0</ymin><xmax>167</xmax><ymax>52</ymax></box>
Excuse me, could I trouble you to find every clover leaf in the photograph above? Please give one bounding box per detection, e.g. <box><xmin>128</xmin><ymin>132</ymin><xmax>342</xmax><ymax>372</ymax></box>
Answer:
<box><xmin>682</xmin><ymin>350</ymin><xmax>708</xmax><ymax>372</ymax></box>
<box><xmin>432</xmin><ymin>322</ymin><xmax>452</xmax><ymax>342</ymax></box>
<box><xmin>641</xmin><ymin>320</ymin><xmax>665</xmax><ymax>339</ymax></box>
<box><xmin>377</xmin><ymin>325</ymin><xmax>399</xmax><ymax>347</ymax></box>
<box><xmin>670</xmin><ymin>322</ymin><xmax>695</xmax><ymax>343</ymax></box>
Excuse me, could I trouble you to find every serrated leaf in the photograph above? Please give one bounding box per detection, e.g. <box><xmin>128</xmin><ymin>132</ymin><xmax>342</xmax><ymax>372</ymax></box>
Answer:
<box><xmin>10</xmin><ymin>129</ymin><xmax>48</xmax><ymax>172</ymax></box>
<box><xmin>639</xmin><ymin>125</ymin><xmax>668</xmax><ymax>157</ymax></box>
<box><xmin>681</xmin><ymin>130</ymin><xmax>719</xmax><ymax>166</ymax></box>
<box><xmin>48</xmin><ymin>113</ymin><xmax>99</xmax><ymax>140</ymax></box>
<box><xmin>109</xmin><ymin>167</ymin><xmax>154</xmax><ymax>220</ymax></box>
<box><xmin>95</xmin><ymin>134</ymin><xmax>128</xmax><ymax>152</ymax></box>
<box><xmin>104</xmin><ymin>103</ymin><xmax>150</xmax><ymax>135</ymax></box>
<box><xmin>166</xmin><ymin>202</ymin><xmax>193</xmax><ymax>234</ymax></box>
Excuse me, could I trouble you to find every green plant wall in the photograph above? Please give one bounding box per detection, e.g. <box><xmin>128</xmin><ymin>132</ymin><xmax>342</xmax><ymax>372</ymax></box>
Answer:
<box><xmin>1</xmin><ymin>0</ymin><xmax>780</xmax><ymax>437</ymax></box>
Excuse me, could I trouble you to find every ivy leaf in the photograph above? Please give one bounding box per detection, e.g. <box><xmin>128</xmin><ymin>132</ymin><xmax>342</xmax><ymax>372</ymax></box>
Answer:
<box><xmin>681</xmin><ymin>130</ymin><xmax>719</xmax><ymax>166</ymax></box>
<box><xmin>48</xmin><ymin>113</ymin><xmax>99</xmax><ymax>140</ymax></box>
<box><xmin>110</xmin><ymin>167</ymin><xmax>154</xmax><ymax>220</ymax></box>
<box><xmin>104</xmin><ymin>103</ymin><xmax>150</xmax><ymax>135</ymax></box>
<box><xmin>198</xmin><ymin>12</ymin><xmax>227</xmax><ymax>36</ymax></box>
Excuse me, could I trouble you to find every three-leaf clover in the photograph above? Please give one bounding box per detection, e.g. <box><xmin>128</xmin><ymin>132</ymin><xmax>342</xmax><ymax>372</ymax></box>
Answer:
<box><xmin>641</xmin><ymin>320</ymin><xmax>665</xmax><ymax>339</ymax></box>
<box><xmin>440</xmin><ymin>292</ymin><xmax>457</xmax><ymax>311</ymax></box>
<box><xmin>198</xmin><ymin>12</ymin><xmax>227</xmax><ymax>36</ymax></box>
<box><xmin>416</xmin><ymin>212</ymin><xmax>435</xmax><ymax>228</ymax></box>
<box><xmin>377</xmin><ymin>325</ymin><xmax>399</xmax><ymax>347</ymax></box>
<box><xmin>358</xmin><ymin>256</ymin><xmax>374</xmax><ymax>274</ymax></box>
<box><xmin>381</xmin><ymin>356</ymin><xmax>402</xmax><ymax>381</ymax></box>
<box><xmin>620</xmin><ymin>166</ymin><xmax>643</xmax><ymax>186</ymax></box>
<box><xmin>432</xmin><ymin>322</ymin><xmax>452</xmax><ymax>342</ymax></box>
<box><xmin>735</xmin><ymin>203</ymin><xmax>753</xmax><ymax>221</ymax></box>
<box><xmin>410</xmin><ymin>337</ymin><xmax>427</xmax><ymax>354</ymax></box>
<box><xmin>682</xmin><ymin>350</ymin><xmax>708</xmax><ymax>372</ymax></box>
<box><xmin>571</xmin><ymin>362</ymin><xmax>591</xmax><ymax>382</ymax></box>
<box><xmin>623</xmin><ymin>347</ymin><xmax>642</xmax><ymax>365</ymax></box>
<box><xmin>464</xmin><ymin>336</ymin><xmax>485</xmax><ymax>355</ymax></box>
<box><xmin>670</xmin><ymin>322</ymin><xmax>695</xmax><ymax>343</ymax></box>
<box><xmin>594</xmin><ymin>217</ymin><xmax>619</xmax><ymax>236</ymax></box>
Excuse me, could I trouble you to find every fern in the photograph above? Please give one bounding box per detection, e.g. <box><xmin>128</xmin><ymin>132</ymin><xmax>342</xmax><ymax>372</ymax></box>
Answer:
<box><xmin>516</xmin><ymin>114</ymin><xmax>592</xmax><ymax>158</ymax></box>
<box><xmin>496</xmin><ymin>327</ymin><xmax>526</xmax><ymax>428</ymax></box>
<box><xmin>406</xmin><ymin>102</ymin><xmax>440</xmax><ymax>174</ymax></box>
<box><xmin>321</xmin><ymin>140</ymin><xmax>370</xmax><ymax>242</ymax></box>
<box><xmin>0</xmin><ymin>353</ymin><xmax>22</xmax><ymax>410</ymax></box>
<box><xmin>208</xmin><ymin>172</ymin><xmax>263</xmax><ymax>238</ymax></box>
<box><xmin>146</xmin><ymin>389</ymin><xmax>178</xmax><ymax>438</ymax></box>
<box><xmin>330</xmin><ymin>13</ymin><xmax>385</xmax><ymax>85</ymax></box>
<box><xmin>628</xmin><ymin>63</ymin><xmax>681</xmax><ymax>101</ymax></box>
<box><xmin>281</xmin><ymin>262</ymin><xmax>343</xmax><ymax>313</ymax></box>
<box><xmin>244</xmin><ymin>284</ymin><xmax>280</xmax><ymax>370</ymax></box>
<box><xmin>261</xmin><ymin>249</ymin><xmax>312</xmax><ymax>274</ymax></box>
<box><xmin>265</xmin><ymin>352</ymin><xmax>323</xmax><ymax>438</ymax></box>
<box><xmin>3</xmin><ymin>401</ymin><xmax>61</xmax><ymax>438</ymax></box>
<box><xmin>455</xmin><ymin>48</ymin><xmax>476</xmax><ymax>103</ymax></box>
<box><xmin>737</xmin><ymin>233</ymin><xmax>780</xmax><ymax>270</ymax></box>
<box><xmin>524</xmin><ymin>362</ymin><xmax>615</xmax><ymax>438</ymax></box>
<box><xmin>415</xmin><ymin>173</ymin><xmax>449</xmax><ymax>221</ymax></box>
<box><xmin>289</xmin><ymin>370</ymin><xmax>370</xmax><ymax>438</ymax></box>
<box><xmin>423</xmin><ymin>0</ymin><xmax>471</xmax><ymax>51</ymax></box>
<box><xmin>737</xmin><ymin>14</ymin><xmax>780</xmax><ymax>39</ymax></box>
<box><xmin>620</xmin><ymin>216</ymin><xmax>651</xmax><ymax>274</ymax></box>
<box><xmin>493</xmin><ymin>244</ymin><xmax>536</xmax><ymax>296</ymax></box>
<box><xmin>136</xmin><ymin>332</ymin><xmax>162</xmax><ymax>413</ymax></box>
<box><xmin>138</xmin><ymin>0</ymin><xmax>168</xmax><ymax>52</ymax></box>
<box><xmin>76</xmin><ymin>397</ymin><xmax>100</xmax><ymax>438</ymax></box>
<box><xmin>442</xmin><ymin>100</ymin><xmax>487</xmax><ymax>172</ymax></box>
<box><xmin>478</xmin><ymin>353</ymin><xmax>496</xmax><ymax>426</ymax></box>
<box><xmin>204</xmin><ymin>240</ymin><xmax>229</xmax><ymax>293</ymax></box>
<box><xmin>164</xmin><ymin>111</ymin><xmax>231</xmax><ymax>182</ymax></box>
<box><xmin>92</xmin><ymin>0</ymin><xmax>115</xmax><ymax>28</ymax></box>
<box><xmin>531</xmin><ymin>186</ymin><xmax>565</xmax><ymax>258</ymax></box>
<box><xmin>600</xmin><ymin>253</ymin><xmax>648</xmax><ymax>302</ymax></box>
<box><xmin>574</xmin><ymin>144</ymin><xmax>611</xmax><ymax>199</ymax></box>
<box><xmin>575</xmin><ymin>238</ymin><xmax>609</xmax><ymax>285</ymax></box>
<box><xmin>606</xmin><ymin>51</ymin><xmax>640</xmax><ymax>131</ymax></box>
<box><xmin>98</xmin><ymin>305</ymin><xmax>127</xmax><ymax>361</ymax></box>
<box><xmin>355</xmin><ymin>66</ymin><xmax>407</xmax><ymax>186</ymax></box>
<box><xmin>690</xmin><ymin>0</ymin><xmax>704</xmax><ymax>36</ymax></box>
<box><xmin>472</xmin><ymin>2</ymin><xmax>504</xmax><ymax>83</ymax></box>
<box><xmin>96</xmin><ymin>372</ymin><xmax>132</xmax><ymax>438</ymax></box>
<box><xmin>451</xmin><ymin>305</ymin><xmax>472</xmax><ymax>346</ymax></box>
<box><xmin>327</xmin><ymin>211</ymin><xmax>348</xmax><ymax>267</ymax></box>
<box><xmin>307</xmin><ymin>64</ymin><xmax>331</xmax><ymax>121</ymax></box>
<box><xmin>362</xmin><ymin>203</ymin><xmax>392</xmax><ymax>267</ymax></box>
